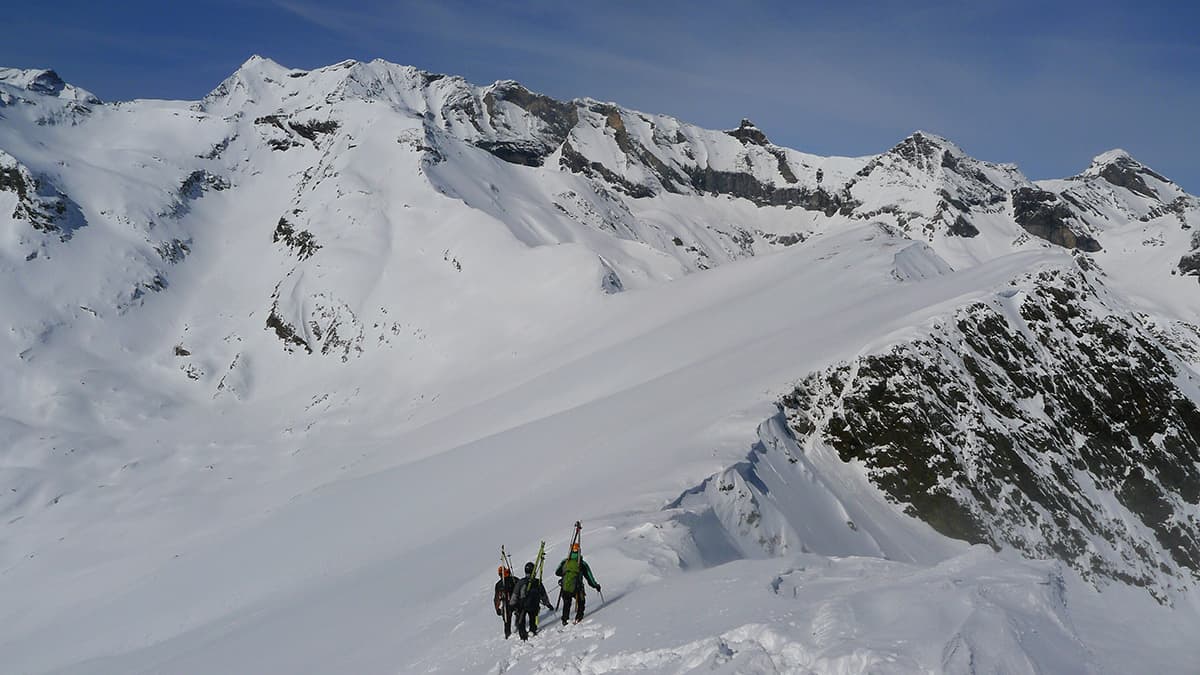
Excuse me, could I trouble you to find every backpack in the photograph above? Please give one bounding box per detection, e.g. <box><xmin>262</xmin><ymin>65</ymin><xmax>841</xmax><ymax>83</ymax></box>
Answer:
<box><xmin>514</xmin><ymin>577</ymin><xmax>539</xmax><ymax>608</ymax></box>
<box><xmin>511</xmin><ymin>578</ymin><xmax>526</xmax><ymax>605</ymax></box>
<box><xmin>561</xmin><ymin>556</ymin><xmax>581</xmax><ymax>593</ymax></box>
<box><xmin>498</xmin><ymin>576</ymin><xmax>516</xmax><ymax>606</ymax></box>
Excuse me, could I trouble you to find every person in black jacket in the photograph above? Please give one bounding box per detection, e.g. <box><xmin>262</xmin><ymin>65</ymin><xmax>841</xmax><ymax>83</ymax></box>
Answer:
<box><xmin>554</xmin><ymin>543</ymin><xmax>601</xmax><ymax>625</ymax></box>
<box><xmin>493</xmin><ymin>565</ymin><xmax>517</xmax><ymax>638</ymax></box>
<box><xmin>513</xmin><ymin>561</ymin><xmax>554</xmax><ymax>640</ymax></box>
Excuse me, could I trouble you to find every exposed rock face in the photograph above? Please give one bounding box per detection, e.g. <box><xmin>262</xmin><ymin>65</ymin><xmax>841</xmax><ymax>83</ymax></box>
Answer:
<box><xmin>178</xmin><ymin>59</ymin><xmax>1200</xmax><ymax>282</ymax></box>
<box><xmin>273</xmin><ymin>217</ymin><xmax>321</xmax><ymax>260</ymax></box>
<box><xmin>25</xmin><ymin>69</ymin><xmax>66</xmax><ymax>97</ymax></box>
<box><xmin>1180</xmin><ymin>230</ymin><xmax>1200</xmax><ymax>279</ymax></box>
<box><xmin>889</xmin><ymin>131</ymin><xmax>952</xmax><ymax>170</ymax></box>
<box><xmin>474</xmin><ymin>139</ymin><xmax>548</xmax><ymax>167</ymax></box>
<box><xmin>1088</xmin><ymin>151</ymin><xmax>1171</xmax><ymax>200</ymax></box>
<box><xmin>449</xmin><ymin>83</ymin><xmax>855</xmax><ymax>216</ymax></box>
<box><xmin>0</xmin><ymin>150</ymin><xmax>84</xmax><ymax>238</ymax></box>
<box><xmin>681</xmin><ymin>165</ymin><xmax>855</xmax><ymax>213</ymax></box>
<box><xmin>0</xmin><ymin>67</ymin><xmax>100</xmax><ymax>105</ymax></box>
<box><xmin>843</xmin><ymin>132</ymin><xmax>1027</xmax><ymax>245</ymax></box>
<box><xmin>559</xmin><ymin>139</ymin><xmax>655</xmax><ymax>198</ymax></box>
<box><xmin>780</xmin><ymin>267</ymin><xmax>1200</xmax><ymax>600</ymax></box>
<box><xmin>947</xmin><ymin>214</ymin><xmax>980</xmax><ymax>237</ymax></box>
<box><xmin>477</xmin><ymin>81</ymin><xmax>578</xmax><ymax>167</ymax></box>
<box><xmin>1012</xmin><ymin>187</ymin><xmax>1102</xmax><ymax>251</ymax></box>
<box><xmin>726</xmin><ymin>118</ymin><xmax>770</xmax><ymax>146</ymax></box>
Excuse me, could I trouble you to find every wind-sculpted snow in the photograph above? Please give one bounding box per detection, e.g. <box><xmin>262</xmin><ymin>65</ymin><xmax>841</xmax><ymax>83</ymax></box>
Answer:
<box><xmin>453</xmin><ymin>551</ymin><xmax>1094</xmax><ymax>675</ymax></box>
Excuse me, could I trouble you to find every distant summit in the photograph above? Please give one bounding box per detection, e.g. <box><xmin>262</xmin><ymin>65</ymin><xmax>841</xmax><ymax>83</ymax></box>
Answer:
<box><xmin>0</xmin><ymin>67</ymin><xmax>100</xmax><ymax>104</ymax></box>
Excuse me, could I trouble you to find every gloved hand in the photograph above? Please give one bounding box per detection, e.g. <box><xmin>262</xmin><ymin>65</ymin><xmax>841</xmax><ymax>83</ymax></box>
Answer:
<box><xmin>594</xmin><ymin>584</ymin><xmax>601</xmax><ymax>592</ymax></box>
<box><xmin>496</xmin><ymin>608</ymin><xmax>503</xmax><ymax>616</ymax></box>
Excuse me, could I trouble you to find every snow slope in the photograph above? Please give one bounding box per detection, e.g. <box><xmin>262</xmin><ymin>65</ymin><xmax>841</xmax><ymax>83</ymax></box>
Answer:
<box><xmin>1</xmin><ymin>58</ymin><xmax>1199</xmax><ymax>673</ymax></box>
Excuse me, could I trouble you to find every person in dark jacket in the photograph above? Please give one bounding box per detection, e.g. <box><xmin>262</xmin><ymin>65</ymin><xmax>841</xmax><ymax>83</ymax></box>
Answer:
<box><xmin>514</xmin><ymin>561</ymin><xmax>554</xmax><ymax>640</ymax></box>
<box><xmin>493</xmin><ymin>565</ymin><xmax>517</xmax><ymax>638</ymax></box>
<box><xmin>554</xmin><ymin>543</ymin><xmax>601</xmax><ymax>625</ymax></box>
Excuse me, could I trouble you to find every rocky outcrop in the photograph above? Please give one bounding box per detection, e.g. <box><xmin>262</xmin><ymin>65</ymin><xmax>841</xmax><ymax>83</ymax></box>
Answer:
<box><xmin>0</xmin><ymin>151</ymin><xmax>84</xmax><ymax>239</ymax></box>
<box><xmin>1179</xmin><ymin>230</ymin><xmax>1200</xmax><ymax>280</ymax></box>
<box><xmin>475</xmin><ymin>81</ymin><xmax>578</xmax><ymax>167</ymax></box>
<box><xmin>682</xmin><ymin>165</ymin><xmax>855</xmax><ymax>214</ymax></box>
<box><xmin>1012</xmin><ymin>187</ymin><xmax>1102</xmax><ymax>251</ymax></box>
<box><xmin>780</xmin><ymin>267</ymin><xmax>1200</xmax><ymax>600</ymax></box>
<box><xmin>560</xmin><ymin>139</ymin><xmax>654</xmax><ymax>198</ymax></box>
<box><xmin>947</xmin><ymin>214</ymin><xmax>980</xmax><ymax>237</ymax></box>
<box><xmin>273</xmin><ymin>216</ymin><xmax>321</xmax><ymax>260</ymax></box>
<box><xmin>1088</xmin><ymin>151</ymin><xmax>1171</xmax><ymax>200</ymax></box>
<box><xmin>726</xmin><ymin>118</ymin><xmax>770</xmax><ymax>146</ymax></box>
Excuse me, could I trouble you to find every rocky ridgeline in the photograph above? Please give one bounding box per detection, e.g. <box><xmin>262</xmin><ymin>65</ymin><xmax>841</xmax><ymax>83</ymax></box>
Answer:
<box><xmin>779</xmin><ymin>265</ymin><xmax>1200</xmax><ymax>601</ymax></box>
<box><xmin>200</xmin><ymin>58</ymin><xmax>1198</xmax><ymax>269</ymax></box>
<box><xmin>426</xmin><ymin>76</ymin><xmax>1197</xmax><ymax>261</ymax></box>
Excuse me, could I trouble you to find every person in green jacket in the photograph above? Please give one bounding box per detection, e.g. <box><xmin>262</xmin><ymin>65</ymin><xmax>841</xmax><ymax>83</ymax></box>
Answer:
<box><xmin>554</xmin><ymin>542</ymin><xmax>601</xmax><ymax>625</ymax></box>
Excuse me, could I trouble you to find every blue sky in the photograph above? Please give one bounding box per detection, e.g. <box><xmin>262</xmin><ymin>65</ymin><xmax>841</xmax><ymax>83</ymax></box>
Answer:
<box><xmin>4</xmin><ymin>0</ymin><xmax>1197</xmax><ymax>190</ymax></box>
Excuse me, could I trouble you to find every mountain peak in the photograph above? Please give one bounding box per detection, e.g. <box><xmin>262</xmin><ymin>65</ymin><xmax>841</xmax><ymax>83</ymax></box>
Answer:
<box><xmin>1090</xmin><ymin>148</ymin><xmax>1135</xmax><ymax>166</ymax></box>
<box><xmin>726</xmin><ymin>118</ymin><xmax>770</xmax><ymax>145</ymax></box>
<box><xmin>891</xmin><ymin>130</ymin><xmax>962</xmax><ymax>156</ymax></box>
<box><xmin>872</xmin><ymin>131</ymin><xmax>972</xmax><ymax>177</ymax></box>
<box><xmin>0</xmin><ymin>67</ymin><xmax>101</xmax><ymax>104</ymax></box>
<box><xmin>232</xmin><ymin>54</ymin><xmax>293</xmax><ymax>77</ymax></box>
<box><xmin>1082</xmin><ymin>148</ymin><xmax>1174</xmax><ymax>199</ymax></box>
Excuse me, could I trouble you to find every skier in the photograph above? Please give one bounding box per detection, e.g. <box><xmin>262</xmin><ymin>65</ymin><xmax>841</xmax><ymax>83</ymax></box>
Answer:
<box><xmin>555</xmin><ymin>542</ymin><xmax>601</xmax><ymax>625</ymax></box>
<box><xmin>493</xmin><ymin>565</ymin><xmax>517</xmax><ymax>638</ymax></box>
<box><xmin>513</xmin><ymin>561</ymin><xmax>554</xmax><ymax>641</ymax></box>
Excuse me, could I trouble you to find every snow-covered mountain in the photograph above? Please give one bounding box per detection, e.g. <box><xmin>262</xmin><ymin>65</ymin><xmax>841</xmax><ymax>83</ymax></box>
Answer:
<box><xmin>2</xmin><ymin>57</ymin><xmax>1199</xmax><ymax>673</ymax></box>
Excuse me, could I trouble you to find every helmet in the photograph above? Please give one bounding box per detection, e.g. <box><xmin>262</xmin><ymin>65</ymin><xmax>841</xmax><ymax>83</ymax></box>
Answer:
<box><xmin>571</xmin><ymin>542</ymin><xmax>580</xmax><ymax>552</ymax></box>
<box><xmin>498</xmin><ymin>566</ymin><xmax>510</xmax><ymax>577</ymax></box>
<box><xmin>525</xmin><ymin>562</ymin><xmax>536</xmax><ymax>574</ymax></box>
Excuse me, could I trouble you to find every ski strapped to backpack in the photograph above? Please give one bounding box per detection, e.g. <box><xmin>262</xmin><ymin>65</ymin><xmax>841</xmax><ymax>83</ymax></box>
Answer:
<box><xmin>565</xmin><ymin>521</ymin><xmax>584</xmax><ymax>591</ymax></box>
<box><xmin>532</xmin><ymin>540</ymin><xmax>546</xmax><ymax>629</ymax></box>
<box><xmin>534</xmin><ymin>541</ymin><xmax>546</xmax><ymax>580</ymax></box>
<box><xmin>499</xmin><ymin>545</ymin><xmax>516</xmax><ymax>613</ymax></box>
<box><xmin>500</xmin><ymin>545</ymin><xmax>514</xmax><ymax>576</ymax></box>
<box><xmin>556</xmin><ymin>520</ymin><xmax>587</xmax><ymax>610</ymax></box>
